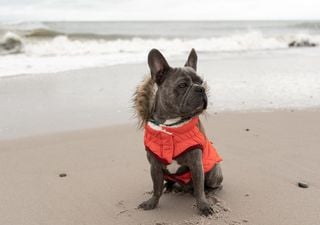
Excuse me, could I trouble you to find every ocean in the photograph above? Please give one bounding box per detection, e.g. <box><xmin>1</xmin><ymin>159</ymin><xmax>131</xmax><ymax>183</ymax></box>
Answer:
<box><xmin>1</xmin><ymin>20</ymin><xmax>320</xmax><ymax>77</ymax></box>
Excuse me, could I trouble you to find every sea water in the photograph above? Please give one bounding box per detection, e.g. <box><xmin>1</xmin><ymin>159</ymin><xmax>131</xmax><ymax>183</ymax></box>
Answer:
<box><xmin>1</xmin><ymin>21</ymin><xmax>320</xmax><ymax>77</ymax></box>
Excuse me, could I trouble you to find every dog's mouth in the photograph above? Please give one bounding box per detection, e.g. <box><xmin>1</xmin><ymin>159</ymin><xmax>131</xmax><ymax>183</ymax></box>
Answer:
<box><xmin>202</xmin><ymin>94</ymin><xmax>208</xmax><ymax>110</ymax></box>
<box><xmin>193</xmin><ymin>95</ymin><xmax>207</xmax><ymax>113</ymax></box>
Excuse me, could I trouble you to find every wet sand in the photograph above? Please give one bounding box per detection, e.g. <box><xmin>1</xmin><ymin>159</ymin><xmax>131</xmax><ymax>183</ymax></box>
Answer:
<box><xmin>1</xmin><ymin>50</ymin><xmax>320</xmax><ymax>140</ymax></box>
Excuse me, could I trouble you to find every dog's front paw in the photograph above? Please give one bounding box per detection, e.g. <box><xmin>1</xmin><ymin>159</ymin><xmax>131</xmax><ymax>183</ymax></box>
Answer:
<box><xmin>138</xmin><ymin>197</ymin><xmax>159</xmax><ymax>210</ymax></box>
<box><xmin>198</xmin><ymin>201</ymin><xmax>214</xmax><ymax>216</ymax></box>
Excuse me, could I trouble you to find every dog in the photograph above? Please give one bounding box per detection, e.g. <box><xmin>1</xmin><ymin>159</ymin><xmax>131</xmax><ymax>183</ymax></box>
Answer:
<box><xmin>133</xmin><ymin>48</ymin><xmax>223</xmax><ymax>216</ymax></box>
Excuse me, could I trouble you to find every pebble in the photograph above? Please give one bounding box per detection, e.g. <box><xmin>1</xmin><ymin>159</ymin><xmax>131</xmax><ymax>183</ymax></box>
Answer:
<box><xmin>245</xmin><ymin>128</ymin><xmax>250</xmax><ymax>131</ymax></box>
<box><xmin>298</xmin><ymin>182</ymin><xmax>309</xmax><ymax>188</ymax></box>
<box><xmin>59</xmin><ymin>173</ymin><xmax>67</xmax><ymax>178</ymax></box>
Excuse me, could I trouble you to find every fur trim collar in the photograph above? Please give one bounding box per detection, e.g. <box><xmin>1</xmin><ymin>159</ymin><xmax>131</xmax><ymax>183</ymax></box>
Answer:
<box><xmin>133</xmin><ymin>76</ymin><xmax>156</xmax><ymax>128</ymax></box>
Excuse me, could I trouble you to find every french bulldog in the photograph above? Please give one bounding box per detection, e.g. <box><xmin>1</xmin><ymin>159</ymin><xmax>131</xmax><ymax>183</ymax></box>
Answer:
<box><xmin>134</xmin><ymin>48</ymin><xmax>223</xmax><ymax>216</ymax></box>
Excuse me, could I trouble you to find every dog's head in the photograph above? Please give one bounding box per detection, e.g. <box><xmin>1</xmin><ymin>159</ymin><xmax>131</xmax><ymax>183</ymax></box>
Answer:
<box><xmin>148</xmin><ymin>48</ymin><xmax>207</xmax><ymax>121</ymax></box>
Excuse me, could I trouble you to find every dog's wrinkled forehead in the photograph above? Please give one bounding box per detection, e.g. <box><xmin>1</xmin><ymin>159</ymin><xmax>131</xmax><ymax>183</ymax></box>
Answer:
<box><xmin>165</xmin><ymin>67</ymin><xmax>203</xmax><ymax>85</ymax></box>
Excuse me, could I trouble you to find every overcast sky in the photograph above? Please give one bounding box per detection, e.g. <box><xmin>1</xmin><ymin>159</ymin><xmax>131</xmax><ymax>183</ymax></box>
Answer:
<box><xmin>0</xmin><ymin>0</ymin><xmax>319</xmax><ymax>21</ymax></box>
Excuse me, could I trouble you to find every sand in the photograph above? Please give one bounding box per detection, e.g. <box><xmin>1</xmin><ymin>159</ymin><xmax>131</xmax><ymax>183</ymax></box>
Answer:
<box><xmin>1</xmin><ymin>50</ymin><xmax>320</xmax><ymax>224</ymax></box>
<box><xmin>1</xmin><ymin>110</ymin><xmax>320</xmax><ymax>225</ymax></box>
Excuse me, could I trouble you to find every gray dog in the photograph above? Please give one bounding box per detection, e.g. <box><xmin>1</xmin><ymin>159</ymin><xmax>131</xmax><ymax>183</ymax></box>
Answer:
<box><xmin>134</xmin><ymin>48</ymin><xmax>223</xmax><ymax>216</ymax></box>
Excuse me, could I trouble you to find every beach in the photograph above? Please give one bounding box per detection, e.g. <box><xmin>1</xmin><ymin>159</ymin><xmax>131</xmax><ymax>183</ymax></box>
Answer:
<box><xmin>1</xmin><ymin>20</ymin><xmax>320</xmax><ymax>225</ymax></box>
<box><xmin>1</xmin><ymin>110</ymin><xmax>320</xmax><ymax>225</ymax></box>
<box><xmin>1</xmin><ymin>59</ymin><xmax>320</xmax><ymax>225</ymax></box>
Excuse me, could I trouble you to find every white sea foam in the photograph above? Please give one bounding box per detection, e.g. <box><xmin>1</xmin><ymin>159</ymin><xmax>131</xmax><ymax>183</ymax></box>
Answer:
<box><xmin>0</xmin><ymin>31</ymin><xmax>24</xmax><ymax>55</ymax></box>
<box><xmin>0</xmin><ymin>30</ymin><xmax>320</xmax><ymax>77</ymax></box>
<box><xmin>20</xmin><ymin>31</ymin><xmax>296</xmax><ymax>56</ymax></box>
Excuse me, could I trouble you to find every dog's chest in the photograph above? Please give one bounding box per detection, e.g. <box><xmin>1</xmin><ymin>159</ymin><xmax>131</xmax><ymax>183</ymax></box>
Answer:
<box><xmin>166</xmin><ymin>160</ymin><xmax>182</xmax><ymax>174</ymax></box>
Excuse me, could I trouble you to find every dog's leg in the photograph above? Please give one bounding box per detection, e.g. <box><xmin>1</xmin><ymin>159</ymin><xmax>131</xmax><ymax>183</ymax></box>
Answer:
<box><xmin>176</xmin><ymin>149</ymin><xmax>213</xmax><ymax>216</ymax></box>
<box><xmin>139</xmin><ymin>152</ymin><xmax>164</xmax><ymax>210</ymax></box>
<box><xmin>205</xmin><ymin>163</ymin><xmax>223</xmax><ymax>191</ymax></box>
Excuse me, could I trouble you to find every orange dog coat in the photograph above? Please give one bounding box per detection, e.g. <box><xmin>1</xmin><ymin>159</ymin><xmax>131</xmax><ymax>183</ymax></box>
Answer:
<box><xmin>144</xmin><ymin>117</ymin><xmax>222</xmax><ymax>184</ymax></box>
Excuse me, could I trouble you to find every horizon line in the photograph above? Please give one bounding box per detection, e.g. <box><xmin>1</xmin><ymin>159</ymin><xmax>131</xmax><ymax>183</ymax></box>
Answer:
<box><xmin>1</xmin><ymin>19</ymin><xmax>320</xmax><ymax>23</ymax></box>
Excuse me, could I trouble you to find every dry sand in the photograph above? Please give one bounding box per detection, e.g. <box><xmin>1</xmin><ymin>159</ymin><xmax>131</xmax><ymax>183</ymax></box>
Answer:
<box><xmin>1</xmin><ymin>110</ymin><xmax>319</xmax><ymax>225</ymax></box>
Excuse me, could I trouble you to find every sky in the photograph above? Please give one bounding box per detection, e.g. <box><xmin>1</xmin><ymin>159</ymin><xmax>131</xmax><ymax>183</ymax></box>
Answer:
<box><xmin>0</xmin><ymin>0</ymin><xmax>319</xmax><ymax>21</ymax></box>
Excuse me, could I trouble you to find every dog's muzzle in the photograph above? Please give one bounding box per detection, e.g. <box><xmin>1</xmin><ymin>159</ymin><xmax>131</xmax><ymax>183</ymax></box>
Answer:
<box><xmin>194</xmin><ymin>84</ymin><xmax>207</xmax><ymax>110</ymax></box>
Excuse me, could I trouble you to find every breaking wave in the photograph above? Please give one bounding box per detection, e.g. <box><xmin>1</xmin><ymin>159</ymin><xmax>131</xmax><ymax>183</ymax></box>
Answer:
<box><xmin>1</xmin><ymin>31</ymin><xmax>319</xmax><ymax>57</ymax></box>
<box><xmin>25</xmin><ymin>28</ymin><xmax>64</xmax><ymax>38</ymax></box>
<box><xmin>0</xmin><ymin>26</ymin><xmax>320</xmax><ymax>77</ymax></box>
<box><xmin>0</xmin><ymin>32</ymin><xmax>23</xmax><ymax>55</ymax></box>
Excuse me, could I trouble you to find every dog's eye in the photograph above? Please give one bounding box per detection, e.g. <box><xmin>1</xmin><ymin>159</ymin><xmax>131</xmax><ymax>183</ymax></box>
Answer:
<box><xmin>179</xmin><ymin>83</ymin><xmax>187</xmax><ymax>88</ymax></box>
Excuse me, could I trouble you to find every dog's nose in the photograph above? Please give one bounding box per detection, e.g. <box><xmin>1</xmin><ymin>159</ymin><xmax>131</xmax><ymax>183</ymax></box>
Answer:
<box><xmin>194</xmin><ymin>85</ymin><xmax>204</xmax><ymax>93</ymax></box>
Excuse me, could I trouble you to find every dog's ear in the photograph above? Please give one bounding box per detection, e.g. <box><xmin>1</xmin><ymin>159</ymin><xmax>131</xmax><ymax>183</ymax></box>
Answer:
<box><xmin>184</xmin><ymin>48</ymin><xmax>197</xmax><ymax>71</ymax></box>
<box><xmin>148</xmin><ymin>49</ymin><xmax>171</xmax><ymax>85</ymax></box>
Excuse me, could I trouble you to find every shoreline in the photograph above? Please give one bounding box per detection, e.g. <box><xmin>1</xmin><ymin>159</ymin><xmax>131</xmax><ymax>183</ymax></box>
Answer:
<box><xmin>1</xmin><ymin>110</ymin><xmax>320</xmax><ymax>225</ymax></box>
<box><xmin>1</xmin><ymin>47</ymin><xmax>320</xmax><ymax>79</ymax></box>
<box><xmin>1</xmin><ymin>54</ymin><xmax>320</xmax><ymax>140</ymax></box>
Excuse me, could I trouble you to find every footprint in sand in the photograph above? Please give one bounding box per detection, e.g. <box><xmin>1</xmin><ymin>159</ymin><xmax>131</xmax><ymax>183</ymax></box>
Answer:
<box><xmin>116</xmin><ymin>200</ymin><xmax>129</xmax><ymax>216</ymax></box>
